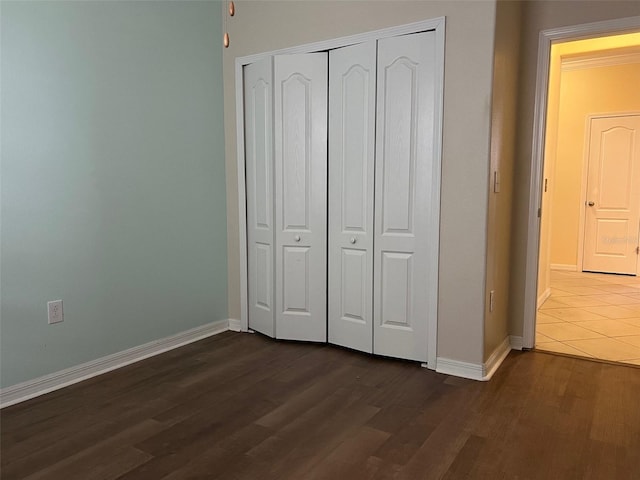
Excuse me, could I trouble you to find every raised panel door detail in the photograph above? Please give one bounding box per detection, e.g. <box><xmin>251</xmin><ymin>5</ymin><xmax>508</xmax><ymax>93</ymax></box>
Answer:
<box><xmin>598</xmin><ymin>127</ymin><xmax>634</xmax><ymax>209</ymax></box>
<box><xmin>341</xmin><ymin>248</ymin><xmax>367</xmax><ymax>323</ymax></box>
<box><xmin>328</xmin><ymin>41</ymin><xmax>376</xmax><ymax>354</ymax></box>
<box><xmin>583</xmin><ymin>115</ymin><xmax>640</xmax><ymax>275</ymax></box>
<box><xmin>283</xmin><ymin>246</ymin><xmax>310</xmax><ymax>313</ymax></box>
<box><xmin>252</xmin><ymin>79</ymin><xmax>271</xmax><ymax>230</ymax></box>
<box><xmin>380</xmin><ymin>252</ymin><xmax>413</xmax><ymax>328</ymax></box>
<box><xmin>342</xmin><ymin>66</ymin><xmax>370</xmax><ymax>233</ymax></box>
<box><xmin>594</xmin><ymin>220</ymin><xmax>628</xmax><ymax>257</ymax></box>
<box><xmin>245</xmin><ymin>57</ymin><xmax>275</xmax><ymax>337</ymax></box>
<box><xmin>255</xmin><ymin>243</ymin><xmax>272</xmax><ymax>310</ymax></box>
<box><xmin>282</xmin><ymin>74</ymin><xmax>311</xmax><ymax>231</ymax></box>
<box><xmin>381</xmin><ymin>58</ymin><xmax>417</xmax><ymax>235</ymax></box>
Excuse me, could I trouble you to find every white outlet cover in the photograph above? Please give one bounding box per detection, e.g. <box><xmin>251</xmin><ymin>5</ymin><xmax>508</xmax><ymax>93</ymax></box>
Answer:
<box><xmin>48</xmin><ymin>300</ymin><xmax>64</xmax><ymax>324</ymax></box>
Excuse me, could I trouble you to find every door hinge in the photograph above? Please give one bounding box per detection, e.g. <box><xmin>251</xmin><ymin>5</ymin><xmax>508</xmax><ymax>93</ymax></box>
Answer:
<box><xmin>538</xmin><ymin>207</ymin><xmax>541</xmax><ymax>218</ymax></box>
<box><xmin>636</xmin><ymin>246</ymin><xmax>639</xmax><ymax>255</ymax></box>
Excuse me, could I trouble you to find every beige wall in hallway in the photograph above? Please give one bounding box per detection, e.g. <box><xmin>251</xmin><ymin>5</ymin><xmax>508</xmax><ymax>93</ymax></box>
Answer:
<box><xmin>510</xmin><ymin>1</ymin><xmax>640</xmax><ymax>338</ymax></box>
<box><xmin>222</xmin><ymin>1</ymin><xmax>497</xmax><ymax>365</ymax></box>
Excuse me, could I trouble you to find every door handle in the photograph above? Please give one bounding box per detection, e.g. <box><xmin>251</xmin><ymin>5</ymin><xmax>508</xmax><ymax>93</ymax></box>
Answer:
<box><xmin>294</xmin><ymin>234</ymin><xmax>301</xmax><ymax>242</ymax></box>
<box><xmin>349</xmin><ymin>237</ymin><xmax>356</xmax><ymax>244</ymax></box>
<box><xmin>588</xmin><ymin>201</ymin><xmax>595</xmax><ymax>206</ymax></box>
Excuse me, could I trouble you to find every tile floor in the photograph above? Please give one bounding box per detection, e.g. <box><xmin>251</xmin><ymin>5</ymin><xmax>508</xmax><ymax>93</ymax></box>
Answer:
<box><xmin>536</xmin><ymin>270</ymin><xmax>640</xmax><ymax>366</ymax></box>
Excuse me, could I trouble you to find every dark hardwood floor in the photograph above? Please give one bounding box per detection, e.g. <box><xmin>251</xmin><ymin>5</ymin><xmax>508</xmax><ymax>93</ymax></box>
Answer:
<box><xmin>2</xmin><ymin>331</ymin><xmax>640</xmax><ymax>479</ymax></box>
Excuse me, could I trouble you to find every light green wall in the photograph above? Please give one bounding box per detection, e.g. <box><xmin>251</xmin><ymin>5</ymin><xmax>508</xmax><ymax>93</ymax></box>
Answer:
<box><xmin>0</xmin><ymin>1</ymin><xmax>227</xmax><ymax>388</ymax></box>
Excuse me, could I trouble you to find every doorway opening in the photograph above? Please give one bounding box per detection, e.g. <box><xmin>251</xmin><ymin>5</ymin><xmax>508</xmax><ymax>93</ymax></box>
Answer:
<box><xmin>535</xmin><ymin>32</ymin><xmax>640</xmax><ymax>365</ymax></box>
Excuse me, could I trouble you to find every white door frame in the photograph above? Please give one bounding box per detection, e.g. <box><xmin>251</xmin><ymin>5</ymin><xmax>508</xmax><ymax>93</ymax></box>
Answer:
<box><xmin>523</xmin><ymin>15</ymin><xmax>640</xmax><ymax>349</ymax></box>
<box><xmin>235</xmin><ymin>17</ymin><xmax>445</xmax><ymax>368</ymax></box>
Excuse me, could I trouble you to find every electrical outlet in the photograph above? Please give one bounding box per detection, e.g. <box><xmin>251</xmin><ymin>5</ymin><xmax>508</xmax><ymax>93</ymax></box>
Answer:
<box><xmin>48</xmin><ymin>300</ymin><xmax>64</xmax><ymax>324</ymax></box>
<box><xmin>489</xmin><ymin>290</ymin><xmax>495</xmax><ymax>313</ymax></box>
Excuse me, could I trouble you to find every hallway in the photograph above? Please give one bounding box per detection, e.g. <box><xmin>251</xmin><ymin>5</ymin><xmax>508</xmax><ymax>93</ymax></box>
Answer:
<box><xmin>536</xmin><ymin>270</ymin><xmax>640</xmax><ymax>365</ymax></box>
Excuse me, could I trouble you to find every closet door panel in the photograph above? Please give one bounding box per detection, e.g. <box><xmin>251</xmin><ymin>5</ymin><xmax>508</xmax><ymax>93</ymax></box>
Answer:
<box><xmin>328</xmin><ymin>41</ymin><xmax>377</xmax><ymax>353</ymax></box>
<box><xmin>245</xmin><ymin>57</ymin><xmax>275</xmax><ymax>337</ymax></box>
<box><xmin>274</xmin><ymin>53</ymin><xmax>328</xmax><ymax>342</ymax></box>
<box><xmin>374</xmin><ymin>31</ymin><xmax>436</xmax><ymax>362</ymax></box>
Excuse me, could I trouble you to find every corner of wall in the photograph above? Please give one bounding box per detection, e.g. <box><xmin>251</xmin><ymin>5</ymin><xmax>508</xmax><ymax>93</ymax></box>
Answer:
<box><xmin>484</xmin><ymin>0</ymin><xmax>524</xmax><ymax>363</ymax></box>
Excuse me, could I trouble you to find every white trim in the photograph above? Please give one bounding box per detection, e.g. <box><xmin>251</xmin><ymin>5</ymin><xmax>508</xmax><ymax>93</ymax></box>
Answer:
<box><xmin>576</xmin><ymin>115</ymin><xmax>590</xmax><ymax>272</ymax></box>
<box><xmin>523</xmin><ymin>16</ymin><xmax>640</xmax><ymax>350</ymax></box>
<box><xmin>436</xmin><ymin>337</ymin><xmax>512</xmax><ymax>381</ymax></box>
<box><xmin>561</xmin><ymin>50</ymin><xmax>640</xmax><ymax>71</ymax></box>
<box><xmin>426</xmin><ymin>20</ymin><xmax>446</xmax><ymax>370</ymax></box>
<box><xmin>235</xmin><ymin>18</ymin><xmax>446</xmax><ymax>368</ymax></box>
<box><xmin>228</xmin><ymin>318</ymin><xmax>242</xmax><ymax>332</ymax></box>
<box><xmin>550</xmin><ymin>264</ymin><xmax>578</xmax><ymax>272</ymax></box>
<box><xmin>0</xmin><ymin>319</ymin><xmax>230</xmax><ymax>408</ymax></box>
<box><xmin>510</xmin><ymin>335</ymin><xmax>524</xmax><ymax>351</ymax></box>
<box><xmin>236</xmin><ymin>59</ymin><xmax>249</xmax><ymax>333</ymax></box>
<box><xmin>483</xmin><ymin>337</ymin><xmax>513</xmax><ymax>381</ymax></box>
<box><xmin>436</xmin><ymin>357</ymin><xmax>484</xmax><ymax>381</ymax></box>
<box><xmin>537</xmin><ymin>287</ymin><xmax>551</xmax><ymax>309</ymax></box>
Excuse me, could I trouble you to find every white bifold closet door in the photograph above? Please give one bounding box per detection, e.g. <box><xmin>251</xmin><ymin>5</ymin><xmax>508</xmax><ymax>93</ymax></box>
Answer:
<box><xmin>328</xmin><ymin>41</ymin><xmax>377</xmax><ymax>353</ymax></box>
<box><xmin>245</xmin><ymin>57</ymin><xmax>275</xmax><ymax>337</ymax></box>
<box><xmin>246</xmin><ymin>53</ymin><xmax>328</xmax><ymax>341</ymax></box>
<box><xmin>246</xmin><ymin>31</ymin><xmax>438</xmax><ymax>361</ymax></box>
<box><xmin>373</xmin><ymin>32</ymin><xmax>436</xmax><ymax>362</ymax></box>
<box><xmin>273</xmin><ymin>53</ymin><xmax>328</xmax><ymax>341</ymax></box>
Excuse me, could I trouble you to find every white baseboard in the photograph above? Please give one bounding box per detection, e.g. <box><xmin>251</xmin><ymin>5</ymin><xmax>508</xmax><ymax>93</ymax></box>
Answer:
<box><xmin>510</xmin><ymin>335</ymin><xmax>523</xmax><ymax>351</ymax></box>
<box><xmin>0</xmin><ymin>318</ymin><xmax>231</xmax><ymax>409</ymax></box>
<box><xmin>537</xmin><ymin>287</ymin><xmax>551</xmax><ymax>309</ymax></box>
<box><xmin>228</xmin><ymin>318</ymin><xmax>242</xmax><ymax>332</ymax></box>
<box><xmin>436</xmin><ymin>336</ymin><xmax>513</xmax><ymax>381</ymax></box>
<box><xmin>551</xmin><ymin>264</ymin><xmax>577</xmax><ymax>272</ymax></box>
<box><xmin>483</xmin><ymin>336</ymin><xmax>512</xmax><ymax>381</ymax></box>
<box><xmin>436</xmin><ymin>357</ymin><xmax>484</xmax><ymax>380</ymax></box>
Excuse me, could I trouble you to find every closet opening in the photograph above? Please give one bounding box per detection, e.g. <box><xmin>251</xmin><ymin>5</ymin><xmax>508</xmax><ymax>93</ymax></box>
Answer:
<box><xmin>235</xmin><ymin>18</ymin><xmax>445</xmax><ymax>369</ymax></box>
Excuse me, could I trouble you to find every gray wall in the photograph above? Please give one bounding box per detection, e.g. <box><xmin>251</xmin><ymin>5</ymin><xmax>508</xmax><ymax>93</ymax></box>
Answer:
<box><xmin>484</xmin><ymin>0</ymin><xmax>522</xmax><ymax>360</ymax></box>
<box><xmin>222</xmin><ymin>1</ymin><xmax>497</xmax><ymax>365</ymax></box>
<box><xmin>1</xmin><ymin>1</ymin><xmax>227</xmax><ymax>388</ymax></box>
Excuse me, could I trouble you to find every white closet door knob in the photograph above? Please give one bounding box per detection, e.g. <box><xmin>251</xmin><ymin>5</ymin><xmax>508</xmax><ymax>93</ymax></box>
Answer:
<box><xmin>294</xmin><ymin>234</ymin><xmax>301</xmax><ymax>242</ymax></box>
<box><xmin>349</xmin><ymin>237</ymin><xmax>356</xmax><ymax>244</ymax></box>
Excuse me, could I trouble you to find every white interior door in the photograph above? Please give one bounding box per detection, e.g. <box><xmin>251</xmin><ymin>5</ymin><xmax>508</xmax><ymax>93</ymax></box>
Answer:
<box><xmin>373</xmin><ymin>32</ymin><xmax>436</xmax><ymax>362</ymax></box>
<box><xmin>244</xmin><ymin>57</ymin><xmax>275</xmax><ymax>337</ymax></box>
<box><xmin>274</xmin><ymin>53</ymin><xmax>328</xmax><ymax>341</ymax></box>
<box><xmin>583</xmin><ymin>114</ymin><xmax>640</xmax><ymax>275</ymax></box>
<box><xmin>328</xmin><ymin>41</ymin><xmax>377</xmax><ymax>353</ymax></box>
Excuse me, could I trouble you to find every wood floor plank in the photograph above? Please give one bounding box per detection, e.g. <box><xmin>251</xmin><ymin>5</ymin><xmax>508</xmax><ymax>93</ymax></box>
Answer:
<box><xmin>21</xmin><ymin>419</ymin><xmax>164</xmax><ymax>480</ymax></box>
<box><xmin>301</xmin><ymin>426</ymin><xmax>391</xmax><ymax>480</ymax></box>
<box><xmin>1</xmin><ymin>397</ymin><xmax>175</xmax><ymax>479</ymax></box>
<box><xmin>2</xmin><ymin>332</ymin><xmax>640</xmax><ymax>479</ymax></box>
